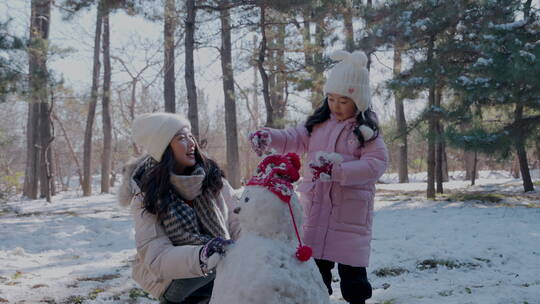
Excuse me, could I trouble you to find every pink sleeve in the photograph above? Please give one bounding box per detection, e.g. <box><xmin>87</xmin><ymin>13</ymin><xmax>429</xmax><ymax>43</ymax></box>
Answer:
<box><xmin>264</xmin><ymin>125</ymin><xmax>310</xmax><ymax>155</ymax></box>
<box><xmin>332</xmin><ymin>136</ymin><xmax>388</xmax><ymax>186</ymax></box>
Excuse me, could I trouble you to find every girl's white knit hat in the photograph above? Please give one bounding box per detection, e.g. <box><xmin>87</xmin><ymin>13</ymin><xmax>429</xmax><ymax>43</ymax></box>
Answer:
<box><xmin>132</xmin><ymin>112</ymin><xmax>191</xmax><ymax>162</ymax></box>
<box><xmin>323</xmin><ymin>50</ymin><xmax>371</xmax><ymax>113</ymax></box>
<box><xmin>324</xmin><ymin>50</ymin><xmax>374</xmax><ymax>140</ymax></box>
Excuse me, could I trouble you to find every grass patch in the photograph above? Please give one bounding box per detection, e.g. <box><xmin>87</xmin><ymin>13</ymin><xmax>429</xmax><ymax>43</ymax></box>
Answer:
<box><xmin>77</xmin><ymin>273</ymin><xmax>120</xmax><ymax>282</ymax></box>
<box><xmin>417</xmin><ymin>258</ymin><xmax>480</xmax><ymax>271</ymax></box>
<box><xmin>438</xmin><ymin>289</ymin><xmax>454</xmax><ymax>296</ymax></box>
<box><xmin>373</xmin><ymin>266</ymin><xmax>409</xmax><ymax>277</ymax></box>
<box><xmin>88</xmin><ymin>288</ymin><xmax>105</xmax><ymax>300</ymax></box>
<box><xmin>534</xmin><ymin>181</ymin><xmax>540</xmax><ymax>186</ymax></box>
<box><xmin>380</xmin><ymin>300</ymin><xmax>397</xmax><ymax>304</ymax></box>
<box><xmin>129</xmin><ymin>287</ymin><xmax>151</xmax><ymax>300</ymax></box>
<box><xmin>61</xmin><ymin>295</ymin><xmax>85</xmax><ymax>304</ymax></box>
<box><xmin>447</xmin><ymin>192</ymin><xmax>504</xmax><ymax>203</ymax></box>
<box><xmin>11</xmin><ymin>271</ymin><xmax>23</xmax><ymax>280</ymax></box>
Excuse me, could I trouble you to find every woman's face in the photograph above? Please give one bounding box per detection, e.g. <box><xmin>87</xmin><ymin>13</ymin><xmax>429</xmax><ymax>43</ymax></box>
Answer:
<box><xmin>327</xmin><ymin>93</ymin><xmax>357</xmax><ymax>121</ymax></box>
<box><xmin>169</xmin><ymin>127</ymin><xmax>197</xmax><ymax>173</ymax></box>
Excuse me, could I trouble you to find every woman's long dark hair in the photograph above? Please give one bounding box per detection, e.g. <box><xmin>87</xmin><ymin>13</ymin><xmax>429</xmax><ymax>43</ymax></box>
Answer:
<box><xmin>304</xmin><ymin>97</ymin><xmax>380</xmax><ymax>147</ymax></box>
<box><xmin>140</xmin><ymin>143</ymin><xmax>225</xmax><ymax>219</ymax></box>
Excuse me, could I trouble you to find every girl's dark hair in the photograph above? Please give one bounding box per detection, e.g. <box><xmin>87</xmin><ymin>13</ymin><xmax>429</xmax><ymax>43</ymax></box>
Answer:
<box><xmin>304</xmin><ymin>97</ymin><xmax>380</xmax><ymax>147</ymax></box>
<box><xmin>140</xmin><ymin>143</ymin><xmax>225</xmax><ymax>219</ymax></box>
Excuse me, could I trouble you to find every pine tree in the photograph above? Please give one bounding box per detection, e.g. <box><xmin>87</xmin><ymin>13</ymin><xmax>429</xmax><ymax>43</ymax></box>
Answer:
<box><xmin>0</xmin><ymin>20</ymin><xmax>24</xmax><ymax>101</ymax></box>
<box><xmin>445</xmin><ymin>0</ymin><xmax>539</xmax><ymax>192</ymax></box>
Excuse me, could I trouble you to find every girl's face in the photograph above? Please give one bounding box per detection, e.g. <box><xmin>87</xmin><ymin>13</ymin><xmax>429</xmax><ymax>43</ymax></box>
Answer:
<box><xmin>169</xmin><ymin>127</ymin><xmax>197</xmax><ymax>174</ymax></box>
<box><xmin>327</xmin><ymin>93</ymin><xmax>357</xmax><ymax>121</ymax></box>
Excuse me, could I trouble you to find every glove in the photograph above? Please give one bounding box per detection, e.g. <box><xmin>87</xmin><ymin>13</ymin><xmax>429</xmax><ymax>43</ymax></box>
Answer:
<box><xmin>249</xmin><ymin>129</ymin><xmax>271</xmax><ymax>157</ymax></box>
<box><xmin>199</xmin><ymin>237</ymin><xmax>234</xmax><ymax>275</ymax></box>
<box><xmin>309</xmin><ymin>152</ymin><xmax>343</xmax><ymax>182</ymax></box>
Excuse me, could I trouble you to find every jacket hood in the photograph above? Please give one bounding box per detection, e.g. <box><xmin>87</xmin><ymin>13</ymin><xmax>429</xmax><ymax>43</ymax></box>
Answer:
<box><xmin>118</xmin><ymin>155</ymin><xmax>149</xmax><ymax>207</ymax></box>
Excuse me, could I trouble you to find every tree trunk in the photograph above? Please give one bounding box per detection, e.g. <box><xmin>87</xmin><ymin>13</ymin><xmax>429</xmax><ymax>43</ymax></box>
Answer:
<box><xmin>312</xmin><ymin>18</ymin><xmax>325</xmax><ymax>108</ymax></box>
<box><xmin>426</xmin><ymin>38</ymin><xmax>436</xmax><ymax>199</ymax></box>
<box><xmin>435</xmin><ymin>87</ymin><xmax>443</xmax><ymax>194</ymax></box>
<box><xmin>101</xmin><ymin>6</ymin><xmax>112</xmax><ymax>193</ymax></box>
<box><xmin>164</xmin><ymin>0</ymin><xmax>176</xmax><ymax>113</ymax></box>
<box><xmin>83</xmin><ymin>1</ymin><xmax>103</xmax><ymax>196</ymax></box>
<box><xmin>514</xmin><ymin>104</ymin><xmax>534</xmax><ymax>192</ymax></box>
<box><xmin>393</xmin><ymin>47</ymin><xmax>408</xmax><ymax>183</ymax></box>
<box><xmin>258</xmin><ymin>5</ymin><xmax>273</xmax><ymax>127</ymax></box>
<box><xmin>53</xmin><ymin>111</ymin><xmax>83</xmax><ymax>188</ymax></box>
<box><xmin>343</xmin><ymin>7</ymin><xmax>354</xmax><ymax>52</ymax></box>
<box><xmin>461</xmin><ymin>120</ymin><xmax>477</xmax><ymax>181</ymax></box>
<box><xmin>25</xmin><ymin>0</ymin><xmax>51</xmax><ymax>200</ymax></box>
<box><xmin>272</xmin><ymin>18</ymin><xmax>287</xmax><ymax>128</ymax></box>
<box><xmin>511</xmin><ymin>155</ymin><xmax>520</xmax><ymax>178</ymax></box>
<box><xmin>39</xmin><ymin>85</ymin><xmax>54</xmax><ymax>202</ymax></box>
<box><xmin>219</xmin><ymin>0</ymin><xmax>240</xmax><ymax>188</ymax></box>
<box><xmin>185</xmin><ymin>0</ymin><xmax>199</xmax><ymax>138</ymax></box>
<box><xmin>471</xmin><ymin>151</ymin><xmax>477</xmax><ymax>186</ymax></box>
<box><xmin>24</xmin><ymin>99</ymin><xmax>40</xmax><ymax>199</ymax></box>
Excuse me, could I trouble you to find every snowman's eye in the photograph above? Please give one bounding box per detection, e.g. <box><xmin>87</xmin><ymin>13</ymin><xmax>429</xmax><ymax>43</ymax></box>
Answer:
<box><xmin>244</xmin><ymin>197</ymin><xmax>250</xmax><ymax>203</ymax></box>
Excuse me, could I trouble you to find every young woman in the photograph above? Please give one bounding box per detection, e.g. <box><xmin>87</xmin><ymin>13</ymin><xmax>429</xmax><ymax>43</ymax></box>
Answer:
<box><xmin>119</xmin><ymin>112</ymin><xmax>240</xmax><ymax>304</ymax></box>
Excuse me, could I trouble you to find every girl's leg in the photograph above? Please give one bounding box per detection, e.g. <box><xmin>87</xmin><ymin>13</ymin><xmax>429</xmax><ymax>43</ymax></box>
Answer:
<box><xmin>159</xmin><ymin>273</ymin><xmax>215</xmax><ymax>304</ymax></box>
<box><xmin>314</xmin><ymin>258</ymin><xmax>335</xmax><ymax>295</ymax></box>
<box><xmin>337</xmin><ymin>264</ymin><xmax>372</xmax><ymax>304</ymax></box>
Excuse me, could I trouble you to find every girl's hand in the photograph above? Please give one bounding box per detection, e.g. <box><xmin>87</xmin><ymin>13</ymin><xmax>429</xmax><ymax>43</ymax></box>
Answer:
<box><xmin>309</xmin><ymin>152</ymin><xmax>343</xmax><ymax>182</ymax></box>
<box><xmin>249</xmin><ymin>129</ymin><xmax>271</xmax><ymax>157</ymax></box>
<box><xmin>199</xmin><ymin>237</ymin><xmax>235</xmax><ymax>274</ymax></box>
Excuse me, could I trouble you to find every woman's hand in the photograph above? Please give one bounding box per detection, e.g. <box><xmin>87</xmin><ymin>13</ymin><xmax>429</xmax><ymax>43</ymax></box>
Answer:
<box><xmin>199</xmin><ymin>237</ymin><xmax>235</xmax><ymax>274</ymax></box>
<box><xmin>249</xmin><ymin>130</ymin><xmax>271</xmax><ymax>157</ymax></box>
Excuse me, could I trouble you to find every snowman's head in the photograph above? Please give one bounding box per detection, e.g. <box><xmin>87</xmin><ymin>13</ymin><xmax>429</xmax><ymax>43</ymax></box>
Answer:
<box><xmin>236</xmin><ymin>153</ymin><xmax>303</xmax><ymax>242</ymax></box>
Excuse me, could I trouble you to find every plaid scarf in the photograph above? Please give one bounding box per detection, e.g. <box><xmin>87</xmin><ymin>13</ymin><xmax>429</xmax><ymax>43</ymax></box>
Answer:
<box><xmin>133</xmin><ymin>156</ymin><xmax>229</xmax><ymax>246</ymax></box>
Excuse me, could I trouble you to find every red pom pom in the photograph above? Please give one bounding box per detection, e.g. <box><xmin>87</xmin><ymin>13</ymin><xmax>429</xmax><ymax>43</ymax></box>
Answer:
<box><xmin>286</xmin><ymin>153</ymin><xmax>301</xmax><ymax>171</ymax></box>
<box><xmin>295</xmin><ymin>245</ymin><xmax>312</xmax><ymax>262</ymax></box>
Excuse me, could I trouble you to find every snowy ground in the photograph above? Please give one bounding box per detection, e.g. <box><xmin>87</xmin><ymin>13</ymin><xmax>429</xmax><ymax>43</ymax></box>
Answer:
<box><xmin>1</xmin><ymin>173</ymin><xmax>539</xmax><ymax>304</ymax></box>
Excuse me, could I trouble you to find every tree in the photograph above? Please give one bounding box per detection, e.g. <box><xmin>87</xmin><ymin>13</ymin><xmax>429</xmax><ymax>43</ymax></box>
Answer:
<box><xmin>446</xmin><ymin>0</ymin><xmax>539</xmax><ymax>192</ymax></box>
<box><xmin>185</xmin><ymin>0</ymin><xmax>200</xmax><ymax>137</ymax></box>
<box><xmin>367</xmin><ymin>0</ymin><xmax>465</xmax><ymax>198</ymax></box>
<box><xmin>24</xmin><ymin>0</ymin><xmax>54</xmax><ymax>201</ymax></box>
<box><xmin>0</xmin><ymin>20</ymin><xmax>25</xmax><ymax>101</ymax></box>
<box><xmin>218</xmin><ymin>0</ymin><xmax>241</xmax><ymax>187</ymax></box>
<box><xmin>100</xmin><ymin>1</ymin><xmax>112</xmax><ymax>193</ymax></box>
<box><xmin>164</xmin><ymin>0</ymin><xmax>176</xmax><ymax>113</ymax></box>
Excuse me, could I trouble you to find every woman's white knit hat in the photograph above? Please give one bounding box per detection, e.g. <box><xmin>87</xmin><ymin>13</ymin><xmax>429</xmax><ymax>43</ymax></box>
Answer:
<box><xmin>324</xmin><ymin>50</ymin><xmax>374</xmax><ymax>140</ymax></box>
<box><xmin>132</xmin><ymin>112</ymin><xmax>191</xmax><ymax>162</ymax></box>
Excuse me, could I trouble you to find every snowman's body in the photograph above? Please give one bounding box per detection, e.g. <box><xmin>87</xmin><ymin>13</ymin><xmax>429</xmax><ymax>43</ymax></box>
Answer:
<box><xmin>210</xmin><ymin>185</ymin><xmax>330</xmax><ymax>304</ymax></box>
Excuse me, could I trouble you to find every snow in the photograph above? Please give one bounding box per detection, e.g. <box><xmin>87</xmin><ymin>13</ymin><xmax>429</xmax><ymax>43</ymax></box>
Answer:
<box><xmin>489</xmin><ymin>20</ymin><xmax>527</xmax><ymax>30</ymax></box>
<box><xmin>458</xmin><ymin>76</ymin><xmax>472</xmax><ymax>85</ymax></box>
<box><xmin>519</xmin><ymin>50</ymin><xmax>536</xmax><ymax>61</ymax></box>
<box><xmin>211</xmin><ymin>186</ymin><xmax>329</xmax><ymax>304</ymax></box>
<box><xmin>1</xmin><ymin>173</ymin><xmax>539</xmax><ymax>303</ymax></box>
<box><xmin>473</xmin><ymin>57</ymin><xmax>493</xmax><ymax>67</ymax></box>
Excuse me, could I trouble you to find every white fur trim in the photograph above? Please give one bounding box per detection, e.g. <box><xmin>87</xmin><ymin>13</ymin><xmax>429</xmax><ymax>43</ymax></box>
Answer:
<box><xmin>359</xmin><ymin>125</ymin><xmax>374</xmax><ymax>141</ymax></box>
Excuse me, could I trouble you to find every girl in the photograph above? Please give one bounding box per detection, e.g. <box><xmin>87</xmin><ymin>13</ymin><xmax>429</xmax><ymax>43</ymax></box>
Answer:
<box><xmin>250</xmin><ymin>50</ymin><xmax>388</xmax><ymax>304</ymax></box>
<box><xmin>119</xmin><ymin>112</ymin><xmax>240</xmax><ymax>304</ymax></box>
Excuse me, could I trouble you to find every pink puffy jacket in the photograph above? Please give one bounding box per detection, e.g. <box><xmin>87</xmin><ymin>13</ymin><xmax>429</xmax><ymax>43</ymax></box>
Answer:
<box><xmin>264</xmin><ymin>115</ymin><xmax>388</xmax><ymax>267</ymax></box>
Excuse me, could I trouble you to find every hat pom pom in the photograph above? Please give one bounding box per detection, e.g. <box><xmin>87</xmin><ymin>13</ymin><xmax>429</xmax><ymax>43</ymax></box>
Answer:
<box><xmin>285</xmin><ymin>153</ymin><xmax>301</xmax><ymax>171</ymax></box>
<box><xmin>296</xmin><ymin>245</ymin><xmax>312</xmax><ymax>262</ymax></box>
<box><xmin>350</xmin><ymin>51</ymin><xmax>368</xmax><ymax>68</ymax></box>
<box><xmin>329</xmin><ymin>50</ymin><xmax>350</xmax><ymax>61</ymax></box>
<box><xmin>359</xmin><ymin>124</ymin><xmax>374</xmax><ymax>141</ymax></box>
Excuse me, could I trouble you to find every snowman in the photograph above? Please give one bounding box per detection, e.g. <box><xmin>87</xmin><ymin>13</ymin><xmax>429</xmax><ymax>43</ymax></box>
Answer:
<box><xmin>210</xmin><ymin>153</ymin><xmax>330</xmax><ymax>304</ymax></box>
